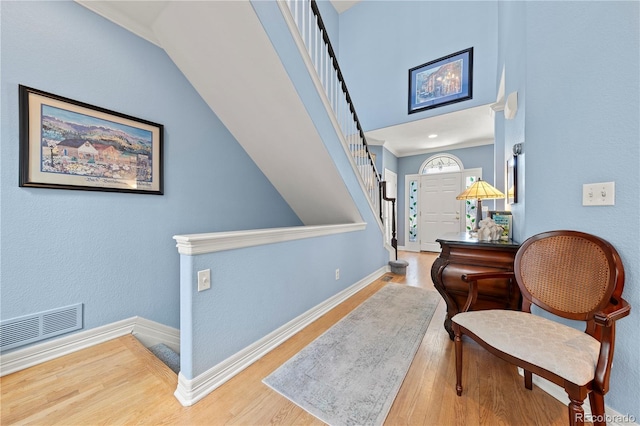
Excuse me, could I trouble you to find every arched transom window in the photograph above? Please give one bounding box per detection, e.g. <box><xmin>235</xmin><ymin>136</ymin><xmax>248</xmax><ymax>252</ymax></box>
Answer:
<box><xmin>419</xmin><ymin>154</ymin><xmax>463</xmax><ymax>174</ymax></box>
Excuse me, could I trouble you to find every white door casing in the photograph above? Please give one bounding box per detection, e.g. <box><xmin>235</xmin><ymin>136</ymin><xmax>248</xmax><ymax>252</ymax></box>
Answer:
<box><xmin>404</xmin><ymin>166</ymin><xmax>482</xmax><ymax>252</ymax></box>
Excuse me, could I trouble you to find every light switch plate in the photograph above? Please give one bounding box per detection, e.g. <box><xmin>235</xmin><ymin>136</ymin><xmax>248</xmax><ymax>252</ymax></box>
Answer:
<box><xmin>582</xmin><ymin>182</ymin><xmax>615</xmax><ymax>206</ymax></box>
<box><xmin>197</xmin><ymin>269</ymin><xmax>211</xmax><ymax>292</ymax></box>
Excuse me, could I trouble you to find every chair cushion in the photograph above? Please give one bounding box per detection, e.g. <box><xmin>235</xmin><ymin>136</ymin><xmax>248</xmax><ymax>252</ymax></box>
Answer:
<box><xmin>452</xmin><ymin>310</ymin><xmax>600</xmax><ymax>386</ymax></box>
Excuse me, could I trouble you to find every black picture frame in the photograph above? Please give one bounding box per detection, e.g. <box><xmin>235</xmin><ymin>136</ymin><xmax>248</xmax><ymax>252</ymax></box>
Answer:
<box><xmin>507</xmin><ymin>155</ymin><xmax>517</xmax><ymax>204</ymax></box>
<box><xmin>19</xmin><ymin>85</ymin><xmax>164</xmax><ymax>195</ymax></box>
<box><xmin>408</xmin><ymin>47</ymin><xmax>473</xmax><ymax>114</ymax></box>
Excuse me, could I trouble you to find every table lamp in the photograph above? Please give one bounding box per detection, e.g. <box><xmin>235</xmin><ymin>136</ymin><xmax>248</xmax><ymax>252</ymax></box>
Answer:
<box><xmin>455</xmin><ymin>178</ymin><xmax>505</xmax><ymax>232</ymax></box>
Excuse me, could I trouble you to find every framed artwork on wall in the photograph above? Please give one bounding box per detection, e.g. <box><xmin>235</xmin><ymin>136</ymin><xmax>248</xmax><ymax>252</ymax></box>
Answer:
<box><xmin>507</xmin><ymin>155</ymin><xmax>517</xmax><ymax>204</ymax></box>
<box><xmin>19</xmin><ymin>85</ymin><xmax>164</xmax><ymax>194</ymax></box>
<box><xmin>408</xmin><ymin>47</ymin><xmax>473</xmax><ymax>114</ymax></box>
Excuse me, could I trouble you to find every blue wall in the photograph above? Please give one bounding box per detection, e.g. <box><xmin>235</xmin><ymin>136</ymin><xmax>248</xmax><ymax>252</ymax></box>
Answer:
<box><xmin>316</xmin><ymin>0</ymin><xmax>340</xmax><ymax>55</ymax></box>
<box><xmin>176</xmin><ymin>0</ymin><xmax>390</xmax><ymax>379</ymax></box>
<box><xmin>337</xmin><ymin>1</ymin><xmax>498</xmax><ymax>132</ymax></box>
<box><xmin>336</xmin><ymin>0</ymin><xmax>639</xmax><ymax>417</ymax></box>
<box><xmin>381</xmin><ymin>147</ymin><xmax>399</xmax><ymax>176</ymax></box>
<box><xmin>181</xmin><ymin>226</ymin><xmax>386</xmax><ymax>379</ymax></box>
<box><xmin>331</xmin><ymin>1</ymin><xmax>499</xmax><ymax>248</ymax></box>
<box><xmin>521</xmin><ymin>2</ymin><xmax>639</xmax><ymax>417</ymax></box>
<box><xmin>0</xmin><ymin>1</ymin><xmax>302</xmax><ymax>342</ymax></box>
<box><xmin>496</xmin><ymin>1</ymin><xmax>527</xmax><ymax>242</ymax></box>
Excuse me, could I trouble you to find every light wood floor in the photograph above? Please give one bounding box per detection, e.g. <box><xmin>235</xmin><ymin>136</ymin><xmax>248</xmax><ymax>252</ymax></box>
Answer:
<box><xmin>1</xmin><ymin>251</ymin><xmax>577</xmax><ymax>425</ymax></box>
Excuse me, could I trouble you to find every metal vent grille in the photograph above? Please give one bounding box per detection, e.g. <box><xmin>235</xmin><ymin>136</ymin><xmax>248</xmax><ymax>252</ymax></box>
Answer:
<box><xmin>1</xmin><ymin>304</ymin><xmax>83</xmax><ymax>351</ymax></box>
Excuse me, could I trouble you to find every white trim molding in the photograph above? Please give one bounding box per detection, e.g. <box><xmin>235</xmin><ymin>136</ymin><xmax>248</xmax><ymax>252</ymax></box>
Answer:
<box><xmin>173</xmin><ymin>223</ymin><xmax>366</xmax><ymax>255</ymax></box>
<box><xmin>132</xmin><ymin>317</ymin><xmax>180</xmax><ymax>354</ymax></box>
<box><xmin>0</xmin><ymin>317</ymin><xmax>179</xmax><ymax>377</ymax></box>
<box><xmin>173</xmin><ymin>265</ymin><xmax>388</xmax><ymax>406</ymax></box>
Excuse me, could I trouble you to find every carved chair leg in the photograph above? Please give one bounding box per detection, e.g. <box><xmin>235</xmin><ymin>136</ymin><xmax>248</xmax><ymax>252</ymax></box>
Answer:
<box><xmin>453</xmin><ymin>323</ymin><xmax>463</xmax><ymax>396</ymax></box>
<box><xmin>524</xmin><ymin>369</ymin><xmax>533</xmax><ymax>390</ymax></box>
<box><xmin>568</xmin><ymin>398</ymin><xmax>585</xmax><ymax>426</ymax></box>
<box><xmin>589</xmin><ymin>391</ymin><xmax>606</xmax><ymax>426</ymax></box>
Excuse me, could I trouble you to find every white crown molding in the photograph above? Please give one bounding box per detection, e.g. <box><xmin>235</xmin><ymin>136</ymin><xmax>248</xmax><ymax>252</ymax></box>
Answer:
<box><xmin>0</xmin><ymin>317</ymin><xmax>179</xmax><ymax>377</ymax></box>
<box><xmin>173</xmin><ymin>223</ymin><xmax>366</xmax><ymax>256</ymax></box>
<box><xmin>398</xmin><ymin>138</ymin><xmax>494</xmax><ymax>158</ymax></box>
<box><xmin>75</xmin><ymin>1</ymin><xmax>163</xmax><ymax>47</ymax></box>
<box><xmin>174</xmin><ymin>265</ymin><xmax>388</xmax><ymax>406</ymax></box>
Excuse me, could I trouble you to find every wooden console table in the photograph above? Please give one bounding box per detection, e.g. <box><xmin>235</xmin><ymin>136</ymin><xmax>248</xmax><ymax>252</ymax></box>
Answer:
<box><xmin>430</xmin><ymin>233</ymin><xmax>521</xmax><ymax>339</ymax></box>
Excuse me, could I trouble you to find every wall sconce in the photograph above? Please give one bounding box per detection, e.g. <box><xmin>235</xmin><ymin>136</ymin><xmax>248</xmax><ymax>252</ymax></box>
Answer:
<box><xmin>456</xmin><ymin>178</ymin><xmax>505</xmax><ymax>232</ymax></box>
<box><xmin>512</xmin><ymin>142</ymin><xmax>523</xmax><ymax>156</ymax></box>
<box><xmin>504</xmin><ymin>91</ymin><xmax>518</xmax><ymax>119</ymax></box>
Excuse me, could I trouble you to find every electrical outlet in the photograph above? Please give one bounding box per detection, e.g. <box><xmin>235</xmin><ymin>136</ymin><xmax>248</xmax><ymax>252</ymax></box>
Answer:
<box><xmin>582</xmin><ymin>182</ymin><xmax>615</xmax><ymax>206</ymax></box>
<box><xmin>197</xmin><ymin>269</ymin><xmax>211</xmax><ymax>292</ymax></box>
<box><xmin>335</xmin><ymin>269</ymin><xmax>340</xmax><ymax>280</ymax></box>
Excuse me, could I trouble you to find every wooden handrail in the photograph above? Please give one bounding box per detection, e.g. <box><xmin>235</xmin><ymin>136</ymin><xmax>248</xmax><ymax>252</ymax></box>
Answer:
<box><xmin>284</xmin><ymin>0</ymin><xmax>395</xmax><ymax>250</ymax></box>
<box><xmin>307</xmin><ymin>0</ymin><xmax>379</xmax><ymax>186</ymax></box>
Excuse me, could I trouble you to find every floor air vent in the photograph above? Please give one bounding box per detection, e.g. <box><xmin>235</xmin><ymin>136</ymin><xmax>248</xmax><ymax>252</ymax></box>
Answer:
<box><xmin>1</xmin><ymin>303</ymin><xmax>83</xmax><ymax>351</ymax></box>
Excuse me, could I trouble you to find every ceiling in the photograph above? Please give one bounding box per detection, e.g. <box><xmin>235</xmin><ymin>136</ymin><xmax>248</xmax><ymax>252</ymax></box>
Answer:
<box><xmin>365</xmin><ymin>104</ymin><xmax>495</xmax><ymax>158</ymax></box>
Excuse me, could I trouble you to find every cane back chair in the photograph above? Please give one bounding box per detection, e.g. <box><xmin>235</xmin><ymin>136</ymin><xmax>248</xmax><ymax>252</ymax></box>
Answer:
<box><xmin>452</xmin><ymin>230</ymin><xmax>630</xmax><ymax>426</ymax></box>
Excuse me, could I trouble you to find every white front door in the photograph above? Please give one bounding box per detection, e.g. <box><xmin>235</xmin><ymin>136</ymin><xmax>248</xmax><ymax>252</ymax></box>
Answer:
<box><xmin>419</xmin><ymin>172</ymin><xmax>462</xmax><ymax>252</ymax></box>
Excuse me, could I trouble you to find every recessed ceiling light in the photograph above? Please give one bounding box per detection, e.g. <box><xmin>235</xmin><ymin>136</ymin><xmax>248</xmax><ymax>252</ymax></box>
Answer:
<box><xmin>428</xmin><ymin>134</ymin><xmax>438</xmax><ymax>138</ymax></box>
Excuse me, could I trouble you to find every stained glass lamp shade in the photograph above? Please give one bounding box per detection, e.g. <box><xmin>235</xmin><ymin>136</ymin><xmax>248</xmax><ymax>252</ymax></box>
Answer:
<box><xmin>456</xmin><ymin>178</ymin><xmax>505</xmax><ymax>232</ymax></box>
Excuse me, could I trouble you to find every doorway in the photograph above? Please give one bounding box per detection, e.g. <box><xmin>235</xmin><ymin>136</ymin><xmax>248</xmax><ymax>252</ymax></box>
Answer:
<box><xmin>405</xmin><ymin>168</ymin><xmax>482</xmax><ymax>252</ymax></box>
<box><xmin>419</xmin><ymin>172</ymin><xmax>462</xmax><ymax>251</ymax></box>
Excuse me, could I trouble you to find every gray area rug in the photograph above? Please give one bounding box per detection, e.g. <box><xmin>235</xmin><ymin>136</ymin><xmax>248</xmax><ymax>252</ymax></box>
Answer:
<box><xmin>263</xmin><ymin>283</ymin><xmax>440</xmax><ymax>426</ymax></box>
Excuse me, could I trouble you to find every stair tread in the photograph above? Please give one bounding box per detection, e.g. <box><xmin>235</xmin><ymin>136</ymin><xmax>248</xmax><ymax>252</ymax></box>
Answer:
<box><xmin>120</xmin><ymin>335</ymin><xmax>178</xmax><ymax>391</ymax></box>
<box><xmin>148</xmin><ymin>343</ymin><xmax>180</xmax><ymax>374</ymax></box>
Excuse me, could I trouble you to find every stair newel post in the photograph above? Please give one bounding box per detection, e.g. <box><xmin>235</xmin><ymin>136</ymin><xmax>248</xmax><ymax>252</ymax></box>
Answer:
<box><xmin>391</xmin><ymin>198</ymin><xmax>397</xmax><ymax>260</ymax></box>
<box><xmin>380</xmin><ymin>181</ymin><xmax>398</xmax><ymax>260</ymax></box>
<box><xmin>379</xmin><ymin>180</ymin><xmax>384</xmax><ymax>222</ymax></box>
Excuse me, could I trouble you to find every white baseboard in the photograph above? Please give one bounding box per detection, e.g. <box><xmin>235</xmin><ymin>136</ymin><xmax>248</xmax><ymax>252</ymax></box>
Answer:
<box><xmin>0</xmin><ymin>316</ymin><xmax>179</xmax><ymax>377</ymax></box>
<box><xmin>518</xmin><ymin>368</ymin><xmax>638</xmax><ymax>426</ymax></box>
<box><xmin>174</xmin><ymin>266</ymin><xmax>388</xmax><ymax>406</ymax></box>
<box><xmin>132</xmin><ymin>317</ymin><xmax>180</xmax><ymax>354</ymax></box>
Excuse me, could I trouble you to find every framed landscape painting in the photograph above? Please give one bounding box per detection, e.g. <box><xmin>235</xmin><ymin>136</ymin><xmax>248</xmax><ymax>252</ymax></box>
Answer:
<box><xmin>19</xmin><ymin>85</ymin><xmax>163</xmax><ymax>194</ymax></box>
<box><xmin>408</xmin><ymin>47</ymin><xmax>473</xmax><ymax>114</ymax></box>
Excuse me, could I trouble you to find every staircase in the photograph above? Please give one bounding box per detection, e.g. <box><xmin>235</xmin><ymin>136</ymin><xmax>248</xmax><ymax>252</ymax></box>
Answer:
<box><xmin>279</xmin><ymin>0</ymin><xmax>382</xmax><ymax>214</ymax></box>
<box><xmin>77</xmin><ymin>0</ymin><xmax>391</xmax><ymax>233</ymax></box>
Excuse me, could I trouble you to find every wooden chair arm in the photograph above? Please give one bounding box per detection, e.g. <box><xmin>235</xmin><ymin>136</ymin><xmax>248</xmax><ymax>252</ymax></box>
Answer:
<box><xmin>592</xmin><ymin>298</ymin><xmax>630</xmax><ymax>393</ymax></box>
<box><xmin>459</xmin><ymin>272</ymin><xmax>516</xmax><ymax>313</ymax></box>
<box><xmin>594</xmin><ymin>297</ymin><xmax>631</xmax><ymax>327</ymax></box>
<box><xmin>461</xmin><ymin>271</ymin><xmax>515</xmax><ymax>282</ymax></box>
